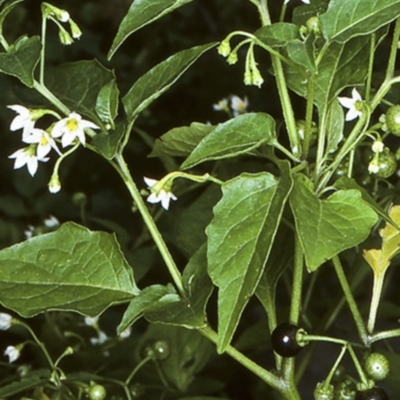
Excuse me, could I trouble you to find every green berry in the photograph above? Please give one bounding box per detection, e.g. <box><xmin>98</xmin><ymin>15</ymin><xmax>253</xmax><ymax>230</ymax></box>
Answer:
<box><xmin>363</xmin><ymin>353</ymin><xmax>390</xmax><ymax>381</ymax></box>
<box><xmin>88</xmin><ymin>384</ymin><xmax>106</xmax><ymax>400</ymax></box>
<box><xmin>385</xmin><ymin>105</ymin><xmax>400</xmax><ymax>135</ymax></box>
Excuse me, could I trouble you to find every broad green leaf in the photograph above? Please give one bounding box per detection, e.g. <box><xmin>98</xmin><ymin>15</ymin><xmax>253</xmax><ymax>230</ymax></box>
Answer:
<box><xmin>95</xmin><ymin>79</ymin><xmax>119</xmax><ymax>129</ymax></box>
<box><xmin>320</xmin><ymin>0</ymin><xmax>400</xmax><ymax>43</ymax></box>
<box><xmin>0</xmin><ymin>0</ymin><xmax>25</xmax><ymax>36</ymax></box>
<box><xmin>144</xmin><ymin>244</ymin><xmax>213</xmax><ymax>328</ymax></box>
<box><xmin>290</xmin><ymin>174</ymin><xmax>378</xmax><ymax>271</ymax></box>
<box><xmin>325</xmin><ymin>99</ymin><xmax>344</xmax><ymax>154</ymax></box>
<box><xmin>90</xmin><ymin>123</ymin><xmax>125</xmax><ymax>160</ymax></box>
<box><xmin>136</xmin><ymin>324</ymin><xmax>213</xmax><ymax>392</ymax></box>
<box><xmin>0</xmin><ymin>222</ymin><xmax>139</xmax><ymax>317</ymax></box>
<box><xmin>285</xmin><ymin>35</ymin><xmax>370</xmax><ymax>111</ymax></box>
<box><xmin>181</xmin><ymin>113</ymin><xmax>277</xmax><ymax>170</ymax></box>
<box><xmin>254</xmin><ymin>23</ymin><xmax>300</xmax><ymax>48</ymax></box>
<box><xmin>0</xmin><ymin>35</ymin><xmax>40</xmax><ymax>87</ymax></box>
<box><xmin>206</xmin><ymin>163</ymin><xmax>293</xmax><ymax>353</ymax></box>
<box><xmin>334</xmin><ymin>177</ymin><xmax>400</xmax><ymax>229</ymax></box>
<box><xmin>108</xmin><ymin>0</ymin><xmax>193</xmax><ymax>59</ymax></box>
<box><xmin>149</xmin><ymin>122</ymin><xmax>215</xmax><ymax>158</ymax></box>
<box><xmin>123</xmin><ymin>43</ymin><xmax>216</xmax><ymax>122</ymax></box>
<box><xmin>118</xmin><ymin>284</ymin><xmax>176</xmax><ymax>333</ymax></box>
<box><xmin>46</xmin><ymin>60</ymin><xmax>115</xmax><ymax>121</ymax></box>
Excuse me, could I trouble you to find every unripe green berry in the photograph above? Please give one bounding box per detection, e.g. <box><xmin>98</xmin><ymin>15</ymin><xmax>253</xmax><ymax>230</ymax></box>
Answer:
<box><xmin>88</xmin><ymin>384</ymin><xmax>106</xmax><ymax>400</ymax></box>
<box><xmin>385</xmin><ymin>105</ymin><xmax>400</xmax><ymax>135</ymax></box>
<box><xmin>363</xmin><ymin>352</ymin><xmax>390</xmax><ymax>381</ymax></box>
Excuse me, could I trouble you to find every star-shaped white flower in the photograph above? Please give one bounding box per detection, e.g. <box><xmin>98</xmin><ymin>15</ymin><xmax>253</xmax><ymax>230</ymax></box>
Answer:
<box><xmin>51</xmin><ymin>112</ymin><xmax>99</xmax><ymax>147</ymax></box>
<box><xmin>4</xmin><ymin>346</ymin><xmax>20</xmax><ymax>363</ymax></box>
<box><xmin>144</xmin><ymin>177</ymin><xmax>177</xmax><ymax>210</ymax></box>
<box><xmin>7</xmin><ymin>105</ymin><xmax>36</xmax><ymax>138</ymax></box>
<box><xmin>23</xmin><ymin>128</ymin><xmax>61</xmax><ymax>158</ymax></box>
<box><xmin>338</xmin><ymin>88</ymin><xmax>364</xmax><ymax>121</ymax></box>
<box><xmin>9</xmin><ymin>146</ymin><xmax>49</xmax><ymax>177</ymax></box>
<box><xmin>0</xmin><ymin>313</ymin><xmax>12</xmax><ymax>330</ymax></box>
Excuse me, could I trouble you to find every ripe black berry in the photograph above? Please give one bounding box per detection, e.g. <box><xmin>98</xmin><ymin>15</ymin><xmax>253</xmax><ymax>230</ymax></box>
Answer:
<box><xmin>271</xmin><ymin>323</ymin><xmax>303</xmax><ymax>358</ymax></box>
<box><xmin>355</xmin><ymin>386</ymin><xmax>389</xmax><ymax>400</ymax></box>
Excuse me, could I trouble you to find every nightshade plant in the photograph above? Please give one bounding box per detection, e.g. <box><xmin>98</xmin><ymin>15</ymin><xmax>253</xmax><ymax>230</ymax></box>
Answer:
<box><xmin>2</xmin><ymin>0</ymin><xmax>400</xmax><ymax>399</ymax></box>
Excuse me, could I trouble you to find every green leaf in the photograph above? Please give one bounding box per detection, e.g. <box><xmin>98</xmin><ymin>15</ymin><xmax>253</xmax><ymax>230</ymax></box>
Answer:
<box><xmin>0</xmin><ymin>35</ymin><xmax>40</xmax><ymax>87</ymax></box>
<box><xmin>320</xmin><ymin>0</ymin><xmax>400</xmax><ymax>43</ymax></box>
<box><xmin>95</xmin><ymin>79</ymin><xmax>119</xmax><ymax>129</ymax></box>
<box><xmin>144</xmin><ymin>244</ymin><xmax>213</xmax><ymax>328</ymax></box>
<box><xmin>181</xmin><ymin>113</ymin><xmax>277</xmax><ymax>170</ymax></box>
<box><xmin>90</xmin><ymin>123</ymin><xmax>125</xmax><ymax>160</ymax></box>
<box><xmin>108</xmin><ymin>0</ymin><xmax>193</xmax><ymax>59</ymax></box>
<box><xmin>325</xmin><ymin>99</ymin><xmax>344</xmax><ymax>154</ymax></box>
<box><xmin>255</xmin><ymin>224</ymin><xmax>293</xmax><ymax>320</ymax></box>
<box><xmin>206</xmin><ymin>163</ymin><xmax>293</xmax><ymax>353</ymax></box>
<box><xmin>285</xmin><ymin>35</ymin><xmax>370</xmax><ymax>111</ymax></box>
<box><xmin>254</xmin><ymin>23</ymin><xmax>300</xmax><ymax>48</ymax></box>
<box><xmin>149</xmin><ymin>122</ymin><xmax>215</xmax><ymax>158</ymax></box>
<box><xmin>46</xmin><ymin>60</ymin><xmax>115</xmax><ymax>121</ymax></box>
<box><xmin>122</xmin><ymin>43</ymin><xmax>217</xmax><ymax>122</ymax></box>
<box><xmin>286</xmin><ymin>37</ymin><xmax>316</xmax><ymax>72</ymax></box>
<box><xmin>289</xmin><ymin>174</ymin><xmax>378</xmax><ymax>271</ymax></box>
<box><xmin>0</xmin><ymin>222</ymin><xmax>139</xmax><ymax>317</ymax></box>
<box><xmin>118</xmin><ymin>284</ymin><xmax>176</xmax><ymax>333</ymax></box>
<box><xmin>137</xmin><ymin>324</ymin><xmax>213</xmax><ymax>392</ymax></box>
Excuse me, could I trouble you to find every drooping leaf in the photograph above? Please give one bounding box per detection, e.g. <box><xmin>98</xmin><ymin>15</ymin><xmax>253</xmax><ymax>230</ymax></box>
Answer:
<box><xmin>95</xmin><ymin>79</ymin><xmax>119</xmax><ymax>129</ymax></box>
<box><xmin>285</xmin><ymin>35</ymin><xmax>370</xmax><ymax>111</ymax></box>
<box><xmin>45</xmin><ymin>60</ymin><xmax>115</xmax><ymax>121</ymax></box>
<box><xmin>108</xmin><ymin>0</ymin><xmax>193</xmax><ymax>59</ymax></box>
<box><xmin>0</xmin><ymin>35</ymin><xmax>40</xmax><ymax>87</ymax></box>
<box><xmin>254</xmin><ymin>23</ymin><xmax>300</xmax><ymax>48</ymax></box>
<box><xmin>90</xmin><ymin>123</ymin><xmax>125</xmax><ymax>160</ymax></box>
<box><xmin>0</xmin><ymin>222</ymin><xmax>139</xmax><ymax>317</ymax></box>
<box><xmin>136</xmin><ymin>324</ymin><xmax>213</xmax><ymax>392</ymax></box>
<box><xmin>149</xmin><ymin>122</ymin><xmax>215</xmax><ymax>158</ymax></box>
<box><xmin>122</xmin><ymin>43</ymin><xmax>217</xmax><ymax>122</ymax></box>
<box><xmin>325</xmin><ymin>99</ymin><xmax>344</xmax><ymax>154</ymax></box>
<box><xmin>290</xmin><ymin>174</ymin><xmax>378</xmax><ymax>271</ymax></box>
<box><xmin>181</xmin><ymin>113</ymin><xmax>277</xmax><ymax>170</ymax></box>
<box><xmin>320</xmin><ymin>0</ymin><xmax>400</xmax><ymax>43</ymax></box>
<box><xmin>206</xmin><ymin>163</ymin><xmax>293</xmax><ymax>353</ymax></box>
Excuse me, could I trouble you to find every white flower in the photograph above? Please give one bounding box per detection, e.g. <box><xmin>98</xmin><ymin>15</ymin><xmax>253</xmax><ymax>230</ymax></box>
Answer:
<box><xmin>23</xmin><ymin>128</ymin><xmax>61</xmax><ymax>158</ymax></box>
<box><xmin>52</xmin><ymin>112</ymin><xmax>99</xmax><ymax>147</ymax></box>
<box><xmin>44</xmin><ymin>215</ymin><xmax>60</xmax><ymax>228</ymax></box>
<box><xmin>90</xmin><ymin>331</ymin><xmax>108</xmax><ymax>346</ymax></box>
<box><xmin>144</xmin><ymin>177</ymin><xmax>177</xmax><ymax>210</ymax></box>
<box><xmin>48</xmin><ymin>174</ymin><xmax>61</xmax><ymax>194</ymax></box>
<box><xmin>4</xmin><ymin>345</ymin><xmax>20</xmax><ymax>363</ymax></box>
<box><xmin>338</xmin><ymin>88</ymin><xmax>364</xmax><ymax>121</ymax></box>
<box><xmin>119</xmin><ymin>326</ymin><xmax>132</xmax><ymax>339</ymax></box>
<box><xmin>230</xmin><ymin>95</ymin><xmax>249</xmax><ymax>117</ymax></box>
<box><xmin>213</xmin><ymin>98</ymin><xmax>229</xmax><ymax>112</ymax></box>
<box><xmin>84</xmin><ymin>316</ymin><xmax>99</xmax><ymax>327</ymax></box>
<box><xmin>0</xmin><ymin>313</ymin><xmax>12</xmax><ymax>330</ymax></box>
<box><xmin>372</xmin><ymin>140</ymin><xmax>384</xmax><ymax>154</ymax></box>
<box><xmin>9</xmin><ymin>146</ymin><xmax>49</xmax><ymax>177</ymax></box>
<box><xmin>7</xmin><ymin>105</ymin><xmax>36</xmax><ymax>138</ymax></box>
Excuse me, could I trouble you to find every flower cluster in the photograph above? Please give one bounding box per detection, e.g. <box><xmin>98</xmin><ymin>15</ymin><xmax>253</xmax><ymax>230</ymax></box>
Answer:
<box><xmin>213</xmin><ymin>95</ymin><xmax>249</xmax><ymax>117</ymax></box>
<box><xmin>8</xmin><ymin>105</ymin><xmax>99</xmax><ymax>190</ymax></box>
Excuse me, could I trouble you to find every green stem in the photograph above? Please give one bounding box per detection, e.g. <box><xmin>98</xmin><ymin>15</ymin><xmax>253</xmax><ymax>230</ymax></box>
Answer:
<box><xmin>111</xmin><ymin>154</ymin><xmax>185</xmax><ymax>296</ymax></box>
<box><xmin>302</xmin><ymin>74</ymin><xmax>315</xmax><ymax>157</ymax></box>
<box><xmin>385</xmin><ymin>17</ymin><xmax>400</xmax><ymax>81</ymax></box>
<box><xmin>370</xmin><ymin>328</ymin><xmax>400</xmax><ymax>343</ymax></box>
<box><xmin>332</xmin><ymin>256</ymin><xmax>368</xmax><ymax>345</ymax></box>
<box><xmin>365</xmin><ymin>33</ymin><xmax>375</xmax><ymax>103</ymax></box>
<box><xmin>200</xmin><ymin>326</ymin><xmax>300</xmax><ymax>399</ymax></box>
<box><xmin>33</xmin><ymin>80</ymin><xmax>71</xmax><ymax>115</ymax></box>
<box><xmin>40</xmin><ymin>14</ymin><xmax>47</xmax><ymax>85</ymax></box>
